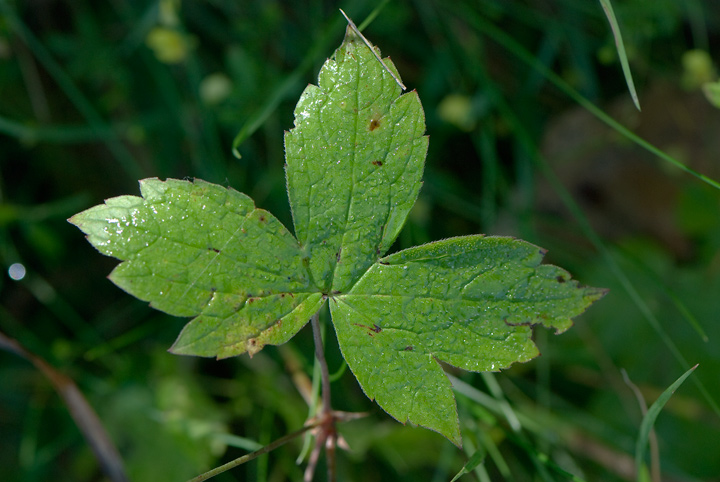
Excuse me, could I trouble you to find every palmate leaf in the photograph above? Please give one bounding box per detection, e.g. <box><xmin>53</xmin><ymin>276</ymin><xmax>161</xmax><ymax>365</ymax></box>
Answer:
<box><xmin>70</xmin><ymin>27</ymin><xmax>604</xmax><ymax>445</ymax></box>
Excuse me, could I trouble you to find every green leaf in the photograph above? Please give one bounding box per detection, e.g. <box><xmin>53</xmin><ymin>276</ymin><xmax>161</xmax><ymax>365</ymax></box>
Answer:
<box><xmin>69</xmin><ymin>178</ymin><xmax>323</xmax><ymax>358</ymax></box>
<box><xmin>331</xmin><ymin>236</ymin><xmax>605</xmax><ymax>444</ymax></box>
<box><xmin>70</xmin><ymin>27</ymin><xmax>604</xmax><ymax>445</ymax></box>
<box><xmin>284</xmin><ymin>26</ymin><xmax>427</xmax><ymax>293</ymax></box>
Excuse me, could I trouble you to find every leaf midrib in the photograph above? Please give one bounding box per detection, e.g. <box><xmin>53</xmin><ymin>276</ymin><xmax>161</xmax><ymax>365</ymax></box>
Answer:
<box><xmin>328</xmin><ymin>50</ymin><xmax>362</xmax><ymax>292</ymax></box>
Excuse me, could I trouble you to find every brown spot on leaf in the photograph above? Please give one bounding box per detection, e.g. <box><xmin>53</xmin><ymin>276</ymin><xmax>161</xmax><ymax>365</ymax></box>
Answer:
<box><xmin>259</xmin><ymin>215</ymin><xmax>266</xmax><ymax>222</ymax></box>
<box><xmin>369</xmin><ymin>118</ymin><xmax>380</xmax><ymax>131</ymax></box>
<box><xmin>209</xmin><ymin>247</ymin><xmax>220</xmax><ymax>253</ymax></box>
<box><xmin>353</xmin><ymin>323</ymin><xmax>382</xmax><ymax>337</ymax></box>
<box><xmin>266</xmin><ymin>320</ymin><xmax>282</xmax><ymax>332</ymax></box>
<box><xmin>557</xmin><ymin>276</ymin><xmax>566</xmax><ymax>283</ymax></box>
<box><xmin>404</xmin><ymin>346</ymin><xmax>414</xmax><ymax>351</ymax></box>
<box><xmin>372</xmin><ymin>160</ymin><xmax>383</xmax><ymax>166</ymax></box>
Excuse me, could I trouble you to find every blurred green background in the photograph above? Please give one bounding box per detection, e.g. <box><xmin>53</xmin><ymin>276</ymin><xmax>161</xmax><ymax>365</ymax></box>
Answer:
<box><xmin>2</xmin><ymin>1</ymin><xmax>720</xmax><ymax>481</ymax></box>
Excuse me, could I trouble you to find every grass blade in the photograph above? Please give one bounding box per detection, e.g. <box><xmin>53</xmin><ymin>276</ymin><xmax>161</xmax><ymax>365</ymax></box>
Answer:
<box><xmin>635</xmin><ymin>365</ymin><xmax>698</xmax><ymax>480</ymax></box>
<box><xmin>618</xmin><ymin>248</ymin><xmax>709</xmax><ymax>342</ymax></box>
<box><xmin>0</xmin><ymin>4</ymin><xmax>145</xmax><ymax>180</ymax></box>
<box><xmin>0</xmin><ymin>115</ymin><xmax>116</xmax><ymax>143</ymax></box>
<box><xmin>597</xmin><ymin>0</ymin><xmax>641</xmax><ymax>111</ymax></box>
<box><xmin>458</xmin><ymin>5</ymin><xmax>720</xmax><ymax>192</ymax></box>
<box><xmin>231</xmin><ymin>16</ymin><xmax>345</xmax><ymax>157</ymax></box>
<box><xmin>450</xmin><ymin>447</ymin><xmax>486</xmax><ymax>482</ymax></box>
<box><xmin>0</xmin><ymin>331</ymin><xmax>129</xmax><ymax>482</ymax></box>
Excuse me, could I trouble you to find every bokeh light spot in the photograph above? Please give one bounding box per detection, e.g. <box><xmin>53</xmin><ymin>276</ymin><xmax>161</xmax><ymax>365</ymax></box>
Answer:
<box><xmin>8</xmin><ymin>263</ymin><xmax>26</xmax><ymax>281</ymax></box>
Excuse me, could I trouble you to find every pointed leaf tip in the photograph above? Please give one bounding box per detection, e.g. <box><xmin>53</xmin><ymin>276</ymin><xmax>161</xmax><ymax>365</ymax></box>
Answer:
<box><xmin>285</xmin><ymin>28</ymin><xmax>427</xmax><ymax>294</ymax></box>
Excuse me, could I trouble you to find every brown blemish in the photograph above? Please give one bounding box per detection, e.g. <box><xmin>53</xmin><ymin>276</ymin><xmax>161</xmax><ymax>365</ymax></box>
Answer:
<box><xmin>369</xmin><ymin>118</ymin><xmax>380</xmax><ymax>131</ymax></box>
<box><xmin>259</xmin><ymin>215</ymin><xmax>266</xmax><ymax>222</ymax></box>
<box><xmin>209</xmin><ymin>247</ymin><xmax>220</xmax><ymax>253</ymax></box>
<box><xmin>352</xmin><ymin>323</ymin><xmax>382</xmax><ymax>336</ymax></box>
<box><xmin>556</xmin><ymin>276</ymin><xmax>566</xmax><ymax>283</ymax></box>
<box><xmin>404</xmin><ymin>345</ymin><xmax>414</xmax><ymax>351</ymax></box>
<box><xmin>372</xmin><ymin>160</ymin><xmax>383</xmax><ymax>166</ymax></box>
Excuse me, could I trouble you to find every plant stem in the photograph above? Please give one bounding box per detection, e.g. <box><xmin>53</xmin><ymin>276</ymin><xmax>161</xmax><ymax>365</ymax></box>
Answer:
<box><xmin>305</xmin><ymin>311</ymin><xmax>337</xmax><ymax>482</ymax></box>
<box><xmin>188</xmin><ymin>311</ymin><xmax>352</xmax><ymax>482</ymax></box>
<box><xmin>311</xmin><ymin>312</ymin><xmax>332</xmax><ymax>415</ymax></box>
<box><xmin>186</xmin><ymin>421</ymin><xmax>321</xmax><ymax>482</ymax></box>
